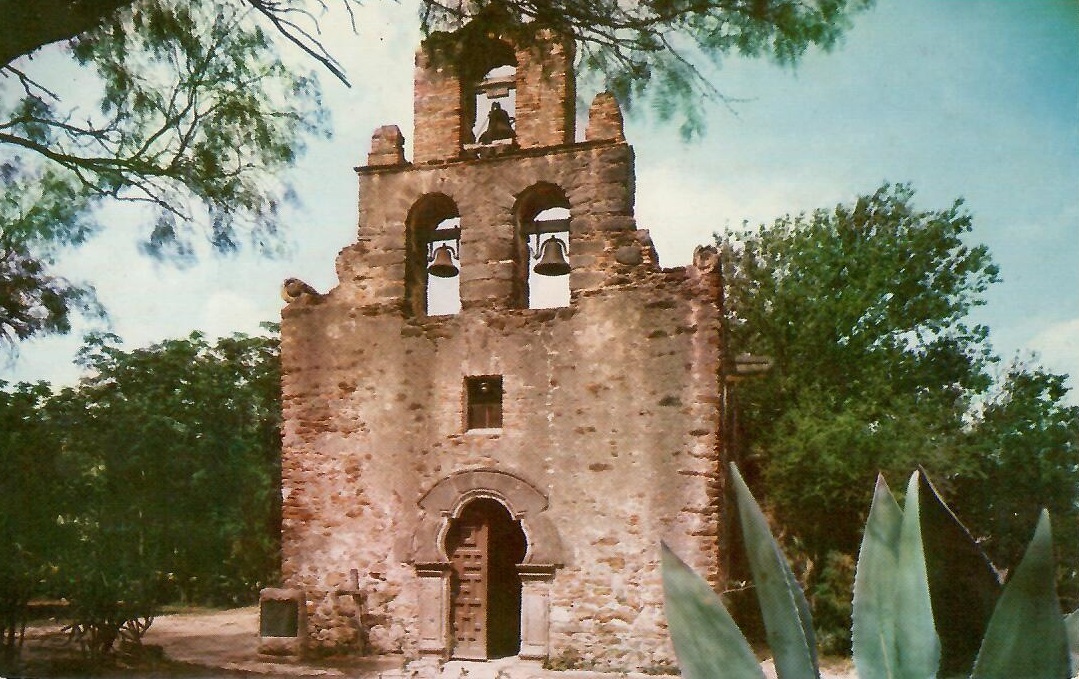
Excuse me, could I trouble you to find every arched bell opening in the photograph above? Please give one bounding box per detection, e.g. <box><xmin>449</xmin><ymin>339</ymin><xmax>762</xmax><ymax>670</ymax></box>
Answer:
<box><xmin>405</xmin><ymin>193</ymin><xmax>461</xmax><ymax>317</ymax></box>
<box><xmin>471</xmin><ymin>64</ymin><xmax>517</xmax><ymax>145</ymax></box>
<box><xmin>454</xmin><ymin>36</ymin><xmax>517</xmax><ymax>148</ymax></box>
<box><xmin>443</xmin><ymin>497</ymin><xmax>527</xmax><ymax>660</ymax></box>
<box><xmin>514</xmin><ymin>183</ymin><xmax>571</xmax><ymax>309</ymax></box>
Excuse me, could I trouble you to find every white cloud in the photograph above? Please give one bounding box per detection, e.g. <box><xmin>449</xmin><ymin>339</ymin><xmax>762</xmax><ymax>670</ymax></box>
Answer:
<box><xmin>1029</xmin><ymin>318</ymin><xmax>1079</xmax><ymax>379</ymax></box>
<box><xmin>199</xmin><ymin>291</ymin><xmax>272</xmax><ymax>338</ymax></box>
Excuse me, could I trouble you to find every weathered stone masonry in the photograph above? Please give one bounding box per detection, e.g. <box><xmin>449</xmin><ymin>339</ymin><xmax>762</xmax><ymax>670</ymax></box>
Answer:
<box><xmin>279</xmin><ymin>23</ymin><xmax>727</xmax><ymax>671</ymax></box>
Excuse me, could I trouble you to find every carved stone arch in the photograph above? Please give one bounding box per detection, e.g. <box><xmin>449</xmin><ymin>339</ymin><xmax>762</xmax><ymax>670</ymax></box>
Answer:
<box><xmin>405</xmin><ymin>192</ymin><xmax>460</xmax><ymax>317</ymax></box>
<box><xmin>411</xmin><ymin>468</ymin><xmax>564</xmax><ymax>566</ymax></box>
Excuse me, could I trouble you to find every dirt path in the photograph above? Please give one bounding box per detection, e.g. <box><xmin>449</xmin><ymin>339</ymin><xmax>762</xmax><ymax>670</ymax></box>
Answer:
<box><xmin>14</xmin><ymin>607</ymin><xmax>856</xmax><ymax>678</ymax></box>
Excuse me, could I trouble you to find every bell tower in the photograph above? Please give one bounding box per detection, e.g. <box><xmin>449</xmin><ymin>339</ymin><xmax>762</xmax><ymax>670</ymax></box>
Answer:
<box><xmin>279</xmin><ymin>19</ymin><xmax>727</xmax><ymax>673</ymax></box>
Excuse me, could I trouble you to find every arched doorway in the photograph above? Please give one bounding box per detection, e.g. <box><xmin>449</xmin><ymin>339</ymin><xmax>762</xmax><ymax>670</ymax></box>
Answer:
<box><xmin>444</xmin><ymin>498</ymin><xmax>527</xmax><ymax>659</ymax></box>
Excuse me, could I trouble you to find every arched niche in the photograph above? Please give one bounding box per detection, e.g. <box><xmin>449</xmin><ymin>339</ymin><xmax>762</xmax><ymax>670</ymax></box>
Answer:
<box><xmin>405</xmin><ymin>193</ymin><xmax>461</xmax><ymax>317</ymax></box>
<box><xmin>514</xmin><ymin>183</ymin><xmax>571</xmax><ymax>309</ymax></box>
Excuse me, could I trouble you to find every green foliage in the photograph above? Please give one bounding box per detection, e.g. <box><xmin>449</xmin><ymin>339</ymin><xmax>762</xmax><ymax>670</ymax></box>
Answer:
<box><xmin>422</xmin><ymin>0</ymin><xmax>874</xmax><ymax>139</ymax></box>
<box><xmin>719</xmin><ymin>183</ymin><xmax>1079</xmax><ymax>641</ymax></box>
<box><xmin>1066</xmin><ymin>608</ymin><xmax>1079</xmax><ymax>669</ymax></box>
<box><xmin>721</xmin><ymin>183</ymin><xmax>1000</xmax><ymax>556</ymax></box>
<box><xmin>805</xmin><ymin>551</ymin><xmax>854</xmax><ymax>656</ymax></box>
<box><xmin>1</xmin><ymin>0</ymin><xmax>327</xmax><ymax>345</ymax></box>
<box><xmin>0</xmin><ymin>328</ymin><xmax>280</xmax><ymax>666</ymax></box>
<box><xmin>58</xmin><ymin>543</ymin><xmax>159</xmax><ymax>662</ymax></box>
<box><xmin>2</xmin><ymin>0</ymin><xmax>327</xmax><ymax>255</ymax></box>
<box><xmin>663</xmin><ymin>467</ymin><xmax>1074</xmax><ymax>679</ymax></box>
<box><xmin>0</xmin><ymin>381</ymin><xmax>70</xmax><ymax>663</ymax></box>
<box><xmin>0</xmin><ymin>167</ymin><xmax>104</xmax><ymax>343</ymax></box>
<box><xmin>951</xmin><ymin>367</ymin><xmax>1079</xmax><ymax>599</ymax></box>
<box><xmin>68</xmin><ymin>328</ymin><xmax>283</xmax><ymax>605</ymax></box>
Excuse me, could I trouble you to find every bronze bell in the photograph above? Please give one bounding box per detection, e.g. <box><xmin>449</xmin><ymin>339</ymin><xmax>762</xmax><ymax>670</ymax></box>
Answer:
<box><xmin>478</xmin><ymin>102</ymin><xmax>515</xmax><ymax>144</ymax></box>
<box><xmin>427</xmin><ymin>244</ymin><xmax>459</xmax><ymax>278</ymax></box>
<box><xmin>533</xmin><ymin>237</ymin><xmax>570</xmax><ymax>276</ymax></box>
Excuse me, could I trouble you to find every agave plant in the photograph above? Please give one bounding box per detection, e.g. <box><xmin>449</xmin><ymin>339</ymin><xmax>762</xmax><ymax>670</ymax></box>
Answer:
<box><xmin>661</xmin><ymin>463</ymin><xmax>1077</xmax><ymax>679</ymax></box>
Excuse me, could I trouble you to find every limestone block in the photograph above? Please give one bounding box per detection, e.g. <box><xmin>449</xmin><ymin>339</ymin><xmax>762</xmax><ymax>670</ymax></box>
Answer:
<box><xmin>586</xmin><ymin>92</ymin><xmax>625</xmax><ymax>142</ymax></box>
<box><xmin>367</xmin><ymin>125</ymin><xmax>406</xmax><ymax>167</ymax></box>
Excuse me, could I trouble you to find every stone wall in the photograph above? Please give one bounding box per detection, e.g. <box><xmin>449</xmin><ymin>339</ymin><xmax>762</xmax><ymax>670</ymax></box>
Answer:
<box><xmin>413</xmin><ymin>47</ymin><xmax>463</xmax><ymax>165</ymax></box>
<box><xmin>281</xmin><ymin>268</ymin><xmax>724</xmax><ymax>667</ymax></box>
<box><xmin>343</xmin><ymin>140</ymin><xmax>649</xmax><ymax>314</ymax></box>
<box><xmin>513</xmin><ymin>32</ymin><xmax>575</xmax><ymax>150</ymax></box>
<box><xmin>279</xmin><ymin>22</ymin><xmax>727</xmax><ymax>672</ymax></box>
<box><xmin>412</xmin><ymin>30</ymin><xmax>574</xmax><ymax>164</ymax></box>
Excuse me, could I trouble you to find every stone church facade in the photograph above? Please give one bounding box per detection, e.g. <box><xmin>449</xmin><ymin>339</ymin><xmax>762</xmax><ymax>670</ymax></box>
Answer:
<box><xmin>278</xmin><ymin>22</ymin><xmax>727</xmax><ymax>672</ymax></box>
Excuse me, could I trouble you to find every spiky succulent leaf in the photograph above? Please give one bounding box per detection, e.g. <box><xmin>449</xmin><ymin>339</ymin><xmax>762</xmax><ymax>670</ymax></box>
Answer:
<box><xmin>894</xmin><ymin>472</ymin><xmax>941</xmax><ymax>677</ymax></box>
<box><xmin>1066</xmin><ymin>608</ymin><xmax>1079</xmax><ymax>676</ymax></box>
<box><xmin>972</xmin><ymin>510</ymin><xmax>1069</xmax><ymax>678</ymax></box>
<box><xmin>852</xmin><ymin>474</ymin><xmax>904</xmax><ymax>679</ymax></box>
<box><xmin>917</xmin><ymin>470</ymin><xmax>1001</xmax><ymax>676</ymax></box>
<box><xmin>661</xmin><ymin>543</ymin><xmax>766</xmax><ymax>679</ymax></box>
<box><xmin>730</xmin><ymin>463</ymin><xmax>819</xmax><ymax>679</ymax></box>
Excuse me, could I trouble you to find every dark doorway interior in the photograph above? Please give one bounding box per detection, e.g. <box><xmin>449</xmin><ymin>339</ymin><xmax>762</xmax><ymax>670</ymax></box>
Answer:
<box><xmin>446</xmin><ymin>498</ymin><xmax>527</xmax><ymax>659</ymax></box>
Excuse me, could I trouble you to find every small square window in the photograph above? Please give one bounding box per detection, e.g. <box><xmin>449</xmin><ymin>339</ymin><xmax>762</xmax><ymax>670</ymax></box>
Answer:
<box><xmin>466</xmin><ymin>376</ymin><xmax>503</xmax><ymax>429</ymax></box>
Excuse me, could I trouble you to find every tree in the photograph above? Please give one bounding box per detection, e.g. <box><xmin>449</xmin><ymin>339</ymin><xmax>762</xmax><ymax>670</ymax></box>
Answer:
<box><xmin>718</xmin><ymin>183</ymin><xmax>1078</xmax><ymax>642</ymax></box>
<box><xmin>0</xmin><ymin>327</ymin><xmax>280</xmax><ymax>667</ymax></box>
<box><xmin>0</xmin><ymin>166</ymin><xmax>104</xmax><ymax>344</ymax></box>
<box><xmin>952</xmin><ymin>365</ymin><xmax>1079</xmax><ymax>600</ymax></box>
<box><xmin>0</xmin><ymin>0</ymin><xmax>874</xmax><ymax>346</ymax></box>
<box><xmin>65</xmin><ymin>328</ymin><xmax>282</xmax><ymax>606</ymax></box>
<box><xmin>1</xmin><ymin>0</ymin><xmax>329</xmax><ymax>346</ymax></box>
<box><xmin>0</xmin><ymin>381</ymin><xmax>70</xmax><ymax>665</ymax></box>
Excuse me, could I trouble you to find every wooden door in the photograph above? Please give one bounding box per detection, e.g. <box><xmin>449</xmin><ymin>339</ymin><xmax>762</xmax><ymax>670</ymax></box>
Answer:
<box><xmin>449</xmin><ymin>515</ymin><xmax>489</xmax><ymax>659</ymax></box>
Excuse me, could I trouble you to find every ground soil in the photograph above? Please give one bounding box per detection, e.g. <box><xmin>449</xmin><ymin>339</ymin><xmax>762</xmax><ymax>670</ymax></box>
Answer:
<box><xmin>6</xmin><ymin>607</ymin><xmax>856</xmax><ymax>679</ymax></box>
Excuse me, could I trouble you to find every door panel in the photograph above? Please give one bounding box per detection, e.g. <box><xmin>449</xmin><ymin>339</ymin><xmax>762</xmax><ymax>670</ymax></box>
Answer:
<box><xmin>449</xmin><ymin>518</ymin><xmax>488</xmax><ymax>659</ymax></box>
<box><xmin>446</xmin><ymin>499</ymin><xmax>527</xmax><ymax>660</ymax></box>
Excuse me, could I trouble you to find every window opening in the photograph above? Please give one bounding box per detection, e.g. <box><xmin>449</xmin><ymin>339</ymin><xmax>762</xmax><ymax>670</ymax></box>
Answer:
<box><xmin>466</xmin><ymin>376</ymin><xmax>503</xmax><ymax>430</ymax></box>
<box><xmin>472</xmin><ymin>65</ymin><xmax>516</xmax><ymax>146</ymax></box>
<box><xmin>527</xmin><ymin>207</ymin><xmax>570</xmax><ymax>309</ymax></box>
<box><xmin>427</xmin><ymin>216</ymin><xmax>461</xmax><ymax>316</ymax></box>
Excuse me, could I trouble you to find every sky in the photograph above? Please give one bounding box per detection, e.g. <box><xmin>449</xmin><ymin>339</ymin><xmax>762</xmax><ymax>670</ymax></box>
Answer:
<box><xmin>4</xmin><ymin>0</ymin><xmax>1078</xmax><ymax>403</ymax></box>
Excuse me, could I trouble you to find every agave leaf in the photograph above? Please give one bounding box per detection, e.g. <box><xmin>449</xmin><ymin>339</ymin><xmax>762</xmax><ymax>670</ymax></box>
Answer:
<box><xmin>972</xmin><ymin>510</ymin><xmax>1069</xmax><ymax>679</ymax></box>
<box><xmin>852</xmin><ymin>474</ymin><xmax>904</xmax><ymax>679</ymax></box>
<box><xmin>661</xmin><ymin>543</ymin><xmax>766</xmax><ymax>679</ymax></box>
<box><xmin>1065</xmin><ymin>608</ymin><xmax>1079</xmax><ymax>676</ymax></box>
<box><xmin>730</xmin><ymin>463</ymin><xmax>819</xmax><ymax>679</ymax></box>
<box><xmin>894</xmin><ymin>471</ymin><xmax>941</xmax><ymax>678</ymax></box>
<box><xmin>917</xmin><ymin>470</ymin><xmax>1001</xmax><ymax>676</ymax></box>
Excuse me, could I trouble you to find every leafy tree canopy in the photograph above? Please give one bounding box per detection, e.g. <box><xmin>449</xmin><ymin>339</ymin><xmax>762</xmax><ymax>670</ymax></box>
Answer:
<box><xmin>0</xmin><ymin>0</ymin><xmax>873</xmax><ymax>345</ymax></box>
<box><xmin>719</xmin><ymin>183</ymin><xmax>1079</xmax><ymax>637</ymax></box>
<box><xmin>0</xmin><ymin>326</ymin><xmax>281</xmax><ymax>664</ymax></box>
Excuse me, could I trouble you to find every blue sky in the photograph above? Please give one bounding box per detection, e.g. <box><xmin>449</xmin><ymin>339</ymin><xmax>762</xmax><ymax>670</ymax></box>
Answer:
<box><xmin>4</xmin><ymin>0</ymin><xmax>1078</xmax><ymax>402</ymax></box>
